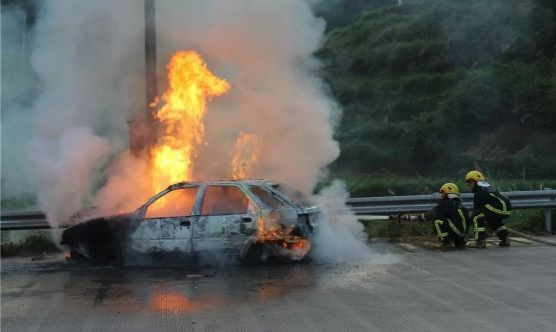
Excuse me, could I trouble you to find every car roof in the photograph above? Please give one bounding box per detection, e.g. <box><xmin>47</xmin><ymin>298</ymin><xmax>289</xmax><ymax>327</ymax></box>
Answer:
<box><xmin>168</xmin><ymin>179</ymin><xmax>275</xmax><ymax>189</ymax></box>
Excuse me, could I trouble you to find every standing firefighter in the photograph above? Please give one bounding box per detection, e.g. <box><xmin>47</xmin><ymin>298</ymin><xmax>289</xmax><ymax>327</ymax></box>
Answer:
<box><xmin>400</xmin><ymin>183</ymin><xmax>469</xmax><ymax>250</ymax></box>
<box><xmin>465</xmin><ymin>170</ymin><xmax>512</xmax><ymax>248</ymax></box>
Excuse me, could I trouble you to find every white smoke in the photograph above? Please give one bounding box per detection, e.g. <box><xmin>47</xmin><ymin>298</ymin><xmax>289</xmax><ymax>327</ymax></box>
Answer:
<box><xmin>1</xmin><ymin>5</ymin><xmax>37</xmax><ymax>205</ymax></box>
<box><xmin>28</xmin><ymin>127</ymin><xmax>111</xmax><ymax>227</ymax></box>
<box><xmin>2</xmin><ymin>1</ymin><xmax>145</xmax><ymax>225</ymax></box>
<box><xmin>94</xmin><ymin>151</ymin><xmax>153</xmax><ymax>216</ymax></box>
<box><xmin>311</xmin><ymin>180</ymin><xmax>390</xmax><ymax>263</ymax></box>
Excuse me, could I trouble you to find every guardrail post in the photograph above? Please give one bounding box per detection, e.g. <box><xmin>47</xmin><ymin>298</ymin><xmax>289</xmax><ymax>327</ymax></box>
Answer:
<box><xmin>545</xmin><ymin>208</ymin><xmax>553</xmax><ymax>233</ymax></box>
<box><xmin>545</xmin><ymin>190</ymin><xmax>555</xmax><ymax>233</ymax></box>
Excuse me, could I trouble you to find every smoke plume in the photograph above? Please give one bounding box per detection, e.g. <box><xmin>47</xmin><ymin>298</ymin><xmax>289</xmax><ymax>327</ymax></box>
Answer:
<box><xmin>311</xmin><ymin>180</ymin><xmax>388</xmax><ymax>263</ymax></box>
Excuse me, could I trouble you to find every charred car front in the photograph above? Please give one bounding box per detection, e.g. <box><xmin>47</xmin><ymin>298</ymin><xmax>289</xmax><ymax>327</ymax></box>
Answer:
<box><xmin>61</xmin><ymin>180</ymin><xmax>320</xmax><ymax>264</ymax></box>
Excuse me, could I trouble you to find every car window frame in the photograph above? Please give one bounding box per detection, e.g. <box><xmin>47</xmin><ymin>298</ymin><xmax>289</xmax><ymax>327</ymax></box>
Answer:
<box><xmin>199</xmin><ymin>184</ymin><xmax>252</xmax><ymax>216</ymax></box>
<box><xmin>265</xmin><ymin>183</ymin><xmax>313</xmax><ymax>208</ymax></box>
<box><xmin>247</xmin><ymin>184</ymin><xmax>288</xmax><ymax>210</ymax></box>
<box><xmin>141</xmin><ymin>185</ymin><xmax>202</xmax><ymax>220</ymax></box>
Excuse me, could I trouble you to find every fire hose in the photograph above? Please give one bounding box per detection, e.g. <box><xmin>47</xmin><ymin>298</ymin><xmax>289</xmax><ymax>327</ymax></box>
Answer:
<box><xmin>506</xmin><ymin>228</ymin><xmax>556</xmax><ymax>246</ymax></box>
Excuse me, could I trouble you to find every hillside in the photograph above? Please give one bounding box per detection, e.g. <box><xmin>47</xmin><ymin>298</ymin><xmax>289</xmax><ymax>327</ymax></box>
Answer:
<box><xmin>319</xmin><ymin>0</ymin><xmax>556</xmax><ymax>179</ymax></box>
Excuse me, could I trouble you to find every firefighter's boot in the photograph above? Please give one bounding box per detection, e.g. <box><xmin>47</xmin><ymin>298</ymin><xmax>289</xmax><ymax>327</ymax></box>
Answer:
<box><xmin>499</xmin><ymin>237</ymin><xmax>511</xmax><ymax>247</ymax></box>
<box><xmin>468</xmin><ymin>239</ymin><xmax>486</xmax><ymax>249</ymax></box>
<box><xmin>431</xmin><ymin>242</ymin><xmax>452</xmax><ymax>251</ymax></box>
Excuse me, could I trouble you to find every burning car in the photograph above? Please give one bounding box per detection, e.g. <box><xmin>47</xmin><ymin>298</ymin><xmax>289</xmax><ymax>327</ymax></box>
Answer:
<box><xmin>61</xmin><ymin>180</ymin><xmax>319</xmax><ymax>264</ymax></box>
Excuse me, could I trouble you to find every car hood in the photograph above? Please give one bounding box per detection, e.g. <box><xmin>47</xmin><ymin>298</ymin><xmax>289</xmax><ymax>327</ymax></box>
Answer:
<box><xmin>60</xmin><ymin>212</ymin><xmax>134</xmax><ymax>246</ymax></box>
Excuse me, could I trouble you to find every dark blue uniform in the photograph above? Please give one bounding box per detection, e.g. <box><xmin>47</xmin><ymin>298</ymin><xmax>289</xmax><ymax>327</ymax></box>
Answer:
<box><xmin>420</xmin><ymin>196</ymin><xmax>470</xmax><ymax>247</ymax></box>
<box><xmin>471</xmin><ymin>182</ymin><xmax>511</xmax><ymax>241</ymax></box>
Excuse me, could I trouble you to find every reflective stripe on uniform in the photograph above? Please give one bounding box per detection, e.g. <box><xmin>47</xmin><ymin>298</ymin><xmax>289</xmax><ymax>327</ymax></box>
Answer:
<box><xmin>457</xmin><ymin>208</ymin><xmax>467</xmax><ymax>233</ymax></box>
<box><xmin>485</xmin><ymin>204</ymin><xmax>511</xmax><ymax>216</ymax></box>
<box><xmin>473</xmin><ymin>213</ymin><xmax>484</xmax><ymax>225</ymax></box>
<box><xmin>434</xmin><ymin>220</ymin><xmax>449</xmax><ymax>240</ymax></box>
<box><xmin>487</xmin><ymin>193</ymin><xmax>511</xmax><ymax>216</ymax></box>
<box><xmin>447</xmin><ymin>219</ymin><xmax>463</xmax><ymax>236</ymax></box>
<box><xmin>494</xmin><ymin>225</ymin><xmax>507</xmax><ymax>234</ymax></box>
<box><xmin>473</xmin><ymin>213</ymin><xmax>485</xmax><ymax>240</ymax></box>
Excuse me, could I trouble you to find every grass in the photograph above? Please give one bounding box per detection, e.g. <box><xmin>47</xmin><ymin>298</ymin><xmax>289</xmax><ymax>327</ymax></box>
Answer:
<box><xmin>363</xmin><ymin>219</ymin><xmax>433</xmax><ymax>240</ymax></box>
<box><xmin>362</xmin><ymin>208</ymin><xmax>554</xmax><ymax>239</ymax></box>
<box><xmin>1</xmin><ymin>235</ymin><xmax>60</xmax><ymax>257</ymax></box>
<box><xmin>506</xmin><ymin>209</ymin><xmax>553</xmax><ymax>235</ymax></box>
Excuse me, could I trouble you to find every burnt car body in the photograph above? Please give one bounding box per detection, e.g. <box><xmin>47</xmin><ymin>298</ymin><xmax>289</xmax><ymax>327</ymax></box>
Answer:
<box><xmin>61</xmin><ymin>180</ymin><xmax>319</xmax><ymax>264</ymax></box>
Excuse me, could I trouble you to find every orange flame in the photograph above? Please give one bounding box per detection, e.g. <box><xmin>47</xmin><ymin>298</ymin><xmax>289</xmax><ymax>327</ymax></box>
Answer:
<box><xmin>151</xmin><ymin>51</ymin><xmax>230</xmax><ymax>192</ymax></box>
<box><xmin>231</xmin><ymin>132</ymin><xmax>258</xmax><ymax>180</ymax></box>
<box><xmin>256</xmin><ymin>215</ymin><xmax>311</xmax><ymax>260</ymax></box>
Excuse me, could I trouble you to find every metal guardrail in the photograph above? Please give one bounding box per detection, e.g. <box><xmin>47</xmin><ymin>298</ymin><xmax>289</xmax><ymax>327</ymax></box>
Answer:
<box><xmin>1</xmin><ymin>190</ymin><xmax>555</xmax><ymax>232</ymax></box>
<box><xmin>347</xmin><ymin>190</ymin><xmax>556</xmax><ymax>232</ymax></box>
<box><xmin>0</xmin><ymin>210</ymin><xmax>50</xmax><ymax>231</ymax></box>
<box><xmin>347</xmin><ymin>190</ymin><xmax>556</xmax><ymax>213</ymax></box>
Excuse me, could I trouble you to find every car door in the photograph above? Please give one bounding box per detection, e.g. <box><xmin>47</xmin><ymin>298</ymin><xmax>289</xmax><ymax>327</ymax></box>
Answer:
<box><xmin>193</xmin><ymin>185</ymin><xmax>255</xmax><ymax>254</ymax></box>
<box><xmin>128</xmin><ymin>185</ymin><xmax>200</xmax><ymax>255</ymax></box>
<box><xmin>249</xmin><ymin>184</ymin><xmax>299</xmax><ymax>227</ymax></box>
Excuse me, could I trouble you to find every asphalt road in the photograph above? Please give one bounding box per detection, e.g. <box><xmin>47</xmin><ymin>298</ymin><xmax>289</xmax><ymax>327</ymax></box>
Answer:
<box><xmin>2</xmin><ymin>240</ymin><xmax>556</xmax><ymax>332</ymax></box>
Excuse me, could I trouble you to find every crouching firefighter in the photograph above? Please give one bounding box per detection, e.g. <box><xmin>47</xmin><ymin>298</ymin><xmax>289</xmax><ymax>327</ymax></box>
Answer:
<box><xmin>399</xmin><ymin>183</ymin><xmax>469</xmax><ymax>250</ymax></box>
<box><xmin>465</xmin><ymin>170</ymin><xmax>512</xmax><ymax>248</ymax></box>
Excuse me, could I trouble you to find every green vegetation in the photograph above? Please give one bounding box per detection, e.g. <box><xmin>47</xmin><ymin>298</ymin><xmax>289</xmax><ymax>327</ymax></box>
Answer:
<box><xmin>1</xmin><ymin>235</ymin><xmax>59</xmax><ymax>257</ymax></box>
<box><xmin>316</xmin><ymin>0</ymin><xmax>556</xmax><ymax>237</ymax></box>
<box><xmin>1</xmin><ymin>195</ymin><xmax>37</xmax><ymax>211</ymax></box>
<box><xmin>506</xmin><ymin>209</ymin><xmax>553</xmax><ymax>235</ymax></box>
<box><xmin>363</xmin><ymin>219</ymin><xmax>432</xmax><ymax>240</ymax></box>
<box><xmin>319</xmin><ymin>0</ymin><xmax>556</xmax><ymax>179</ymax></box>
<box><xmin>319</xmin><ymin>175</ymin><xmax>556</xmax><ymax>197</ymax></box>
<box><xmin>317</xmin><ymin>0</ymin><xmax>556</xmax><ymax>239</ymax></box>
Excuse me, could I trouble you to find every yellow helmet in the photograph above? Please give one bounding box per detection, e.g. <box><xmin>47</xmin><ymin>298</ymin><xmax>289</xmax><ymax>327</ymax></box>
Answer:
<box><xmin>440</xmin><ymin>183</ymin><xmax>460</xmax><ymax>195</ymax></box>
<box><xmin>465</xmin><ymin>170</ymin><xmax>485</xmax><ymax>182</ymax></box>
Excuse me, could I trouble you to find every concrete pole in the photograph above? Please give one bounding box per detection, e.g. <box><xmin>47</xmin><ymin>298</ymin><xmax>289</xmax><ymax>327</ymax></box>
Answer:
<box><xmin>144</xmin><ymin>0</ymin><xmax>158</xmax><ymax>146</ymax></box>
<box><xmin>546</xmin><ymin>208</ymin><xmax>554</xmax><ymax>233</ymax></box>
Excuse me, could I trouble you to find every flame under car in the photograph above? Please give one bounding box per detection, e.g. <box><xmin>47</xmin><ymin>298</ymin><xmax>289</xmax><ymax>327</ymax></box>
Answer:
<box><xmin>61</xmin><ymin>180</ymin><xmax>319</xmax><ymax>264</ymax></box>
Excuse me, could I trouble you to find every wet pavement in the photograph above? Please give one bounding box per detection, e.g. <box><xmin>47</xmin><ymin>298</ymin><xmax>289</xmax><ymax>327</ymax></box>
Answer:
<box><xmin>2</xmin><ymin>241</ymin><xmax>556</xmax><ymax>332</ymax></box>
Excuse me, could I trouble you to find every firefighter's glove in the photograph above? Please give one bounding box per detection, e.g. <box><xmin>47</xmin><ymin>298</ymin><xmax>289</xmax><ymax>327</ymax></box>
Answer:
<box><xmin>398</xmin><ymin>214</ymin><xmax>412</xmax><ymax>221</ymax></box>
<box><xmin>399</xmin><ymin>214</ymin><xmax>422</xmax><ymax>222</ymax></box>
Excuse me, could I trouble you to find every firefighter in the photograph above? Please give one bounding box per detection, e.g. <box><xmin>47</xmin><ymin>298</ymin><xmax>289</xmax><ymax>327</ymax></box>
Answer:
<box><xmin>400</xmin><ymin>183</ymin><xmax>469</xmax><ymax>250</ymax></box>
<box><xmin>465</xmin><ymin>170</ymin><xmax>512</xmax><ymax>248</ymax></box>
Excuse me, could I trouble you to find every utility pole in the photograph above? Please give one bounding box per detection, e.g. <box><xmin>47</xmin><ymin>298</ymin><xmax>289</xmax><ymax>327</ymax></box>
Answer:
<box><xmin>130</xmin><ymin>0</ymin><xmax>158</xmax><ymax>155</ymax></box>
<box><xmin>144</xmin><ymin>0</ymin><xmax>158</xmax><ymax>118</ymax></box>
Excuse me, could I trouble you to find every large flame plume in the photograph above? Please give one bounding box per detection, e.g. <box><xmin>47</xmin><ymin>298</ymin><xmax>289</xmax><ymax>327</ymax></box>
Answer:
<box><xmin>151</xmin><ymin>51</ymin><xmax>230</xmax><ymax>192</ymax></box>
